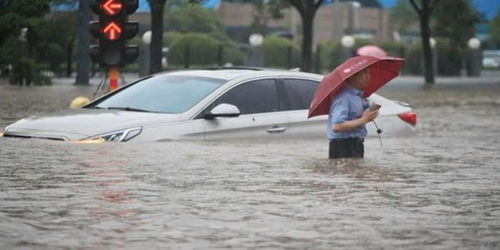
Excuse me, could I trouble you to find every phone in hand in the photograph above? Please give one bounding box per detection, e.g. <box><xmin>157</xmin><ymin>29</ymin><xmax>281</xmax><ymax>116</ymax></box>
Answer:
<box><xmin>369</xmin><ymin>103</ymin><xmax>381</xmax><ymax>111</ymax></box>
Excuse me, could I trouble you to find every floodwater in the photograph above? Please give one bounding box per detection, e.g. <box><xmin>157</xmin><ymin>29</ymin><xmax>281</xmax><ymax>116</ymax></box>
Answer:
<box><xmin>1</xmin><ymin>79</ymin><xmax>500</xmax><ymax>249</ymax></box>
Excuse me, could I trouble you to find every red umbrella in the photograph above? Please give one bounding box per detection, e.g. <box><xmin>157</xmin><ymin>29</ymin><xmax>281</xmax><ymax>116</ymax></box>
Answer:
<box><xmin>308</xmin><ymin>55</ymin><xmax>404</xmax><ymax>118</ymax></box>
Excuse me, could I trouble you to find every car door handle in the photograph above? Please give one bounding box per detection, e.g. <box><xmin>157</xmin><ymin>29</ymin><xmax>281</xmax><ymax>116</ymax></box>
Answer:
<box><xmin>266</xmin><ymin>126</ymin><xmax>287</xmax><ymax>133</ymax></box>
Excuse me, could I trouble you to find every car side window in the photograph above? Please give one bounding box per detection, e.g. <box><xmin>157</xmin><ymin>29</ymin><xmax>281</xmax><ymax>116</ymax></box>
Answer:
<box><xmin>206</xmin><ymin>79</ymin><xmax>279</xmax><ymax>115</ymax></box>
<box><xmin>280</xmin><ymin>79</ymin><xmax>319</xmax><ymax>110</ymax></box>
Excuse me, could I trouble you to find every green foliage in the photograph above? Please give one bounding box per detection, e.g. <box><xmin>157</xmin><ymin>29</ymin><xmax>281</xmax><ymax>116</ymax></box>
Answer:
<box><xmin>166</xmin><ymin>33</ymin><xmax>245</xmax><ymax>66</ymax></box>
<box><xmin>380</xmin><ymin>42</ymin><xmax>406</xmax><ymax>57</ymax></box>
<box><xmin>433</xmin><ymin>0</ymin><xmax>481</xmax><ymax>49</ymax></box>
<box><xmin>130</xmin><ymin>37</ymin><xmax>142</xmax><ymax>46</ymax></box>
<box><xmin>396</xmin><ymin>40</ymin><xmax>463</xmax><ymax>76</ymax></box>
<box><xmin>0</xmin><ymin>0</ymin><xmax>52</xmax><ymax>82</ymax></box>
<box><xmin>317</xmin><ymin>39</ymin><xmax>378</xmax><ymax>72</ymax></box>
<box><xmin>0</xmin><ymin>12</ymin><xmax>23</xmax><ymax>45</ymax></box>
<box><xmin>404</xmin><ymin>43</ymin><xmax>423</xmax><ymax>75</ymax></box>
<box><xmin>161</xmin><ymin>3</ymin><xmax>247</xmax><ymax>68</ymax></box>
<box><xmin>262</xmin><ymin>36</ymin><xmax>300</xmax><ymax>68</ymax></box>
<box><xmin>0</xmin><ymin>36</ymin><xmax>22</xmax><ymax>66</ymax></box>
<box><xmin>37</xmin><ymin>42</ymin><xmax>65</xmax><ymax>74</ymax></box>
<box><xmin>165</xmin><ymin>3</ymin><xmax>228</xmax><ymax>40</ymax></box>
<box><xmin>317</xmin><ymin>40</ymin><xmax>343</xmax><ymax>71</ymax></box>
<box><xmin>40</xmin><ymin>13</ymin><xmax>77</xmax><ymax>47</ymax></box>
<box><xmin>318</xmin><ymin>39</ymin><xmax>407</xmax><ymax>73</ymax></box>
<box><xmin>9</xmin><ymin>58</ymin><xmax>51</xmax><ymax>86</ymax></box>
<box><xmin>489</xmin><ymin>8</ymin><xmax>500</xmax><ymax>44</ymax></box>
<box><xmin>221</xmin><ymin>41</ymin><xmax>246</xmax><ymax>66</ymax></box>
<box><xmin>9</xmin><ymin>0</ymin><xmax>50</xmax><ymax>16</ymax></box>
<box><xmin>435</xmin><ymin>39</ymin><xmax>463</xmax><ymax>76</ymax></box>
<box><xmin>35</xmin><ymin>13</ymin><xmax>77</xmax><ymax>76</ymax></box>
<box><xmin>389</xmin><ymin>0</ymin><xmax>418</xmax><ymax>30</ymax></box>
<box><xmin>163</xmin><ymin>31</ymin><xmax>184</xmax><ymax>46</ymax></box>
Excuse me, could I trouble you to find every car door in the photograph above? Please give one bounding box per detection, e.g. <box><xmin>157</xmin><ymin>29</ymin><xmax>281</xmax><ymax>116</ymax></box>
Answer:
<box><xmin>199</xmin><ymin>79</ymin><xmax>289</xmax><ymax>140</ymax></box>
<box><xmin>278</xmin><ymin>78</ymin><xmax>326</xmax><ymax>139</ymax></box>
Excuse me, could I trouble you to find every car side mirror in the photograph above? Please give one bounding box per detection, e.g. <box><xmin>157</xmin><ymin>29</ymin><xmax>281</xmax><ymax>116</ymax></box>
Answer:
<box><xmin>204</xmin><ymin>103</ymin><xmax>240</xmax><ymax>120</ymax></box>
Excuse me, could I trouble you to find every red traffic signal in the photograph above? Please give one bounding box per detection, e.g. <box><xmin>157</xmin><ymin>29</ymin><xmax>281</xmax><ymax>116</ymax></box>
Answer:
<box><xmin>89</xmin><ymin>0</ymin><xmax>139</xmax><ymax>67</ymax></box>
<box><xmin>102</xmin><ymin>21</ymin><xmax>122</xmax><ymax>41</ymax></box>
<box><xmin>100</xmin><ymin>0</ymin><xmax>123</xmax><ymax>16</ymax></box>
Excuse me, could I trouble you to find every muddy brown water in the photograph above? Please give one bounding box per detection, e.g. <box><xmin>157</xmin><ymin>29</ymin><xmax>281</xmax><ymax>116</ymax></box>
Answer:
<box><xmin>1</xmin><ymin>80</ymin><xmax>499</xmax><ymax>249</ymax></box>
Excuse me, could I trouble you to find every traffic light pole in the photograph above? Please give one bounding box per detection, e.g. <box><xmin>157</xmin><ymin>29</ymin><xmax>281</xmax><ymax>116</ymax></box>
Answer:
<box><xmin>76</xmin><ymin>0</ymin><xmax>91</xmax><ymax>85</ymax></box>
<box><xmin>91</xmin><ymin>67</ymin><xmax>122</xmax><ymax>97</ymax></box>
<box><xmin>88</xmin><ymin>0</ymin><xmax>138</xmax><ymax>77</ymax></box>
<box><xmin>108</xmin><ymin>67</ymin><xmax>119</xmax><ymax>92</ymax></box>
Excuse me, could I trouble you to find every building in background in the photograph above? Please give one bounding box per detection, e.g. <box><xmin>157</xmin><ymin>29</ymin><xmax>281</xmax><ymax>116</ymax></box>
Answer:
<box><xmin>215</xmin><ymin>0</ymin><xmax>392</xmax><ymax>46</ymax></box>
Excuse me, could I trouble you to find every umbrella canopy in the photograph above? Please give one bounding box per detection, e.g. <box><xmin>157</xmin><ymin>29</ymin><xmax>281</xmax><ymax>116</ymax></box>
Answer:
<box><xmin>357</xmin><ymin>45</ymin><xmax>387</xmax><ymax>57</ymax></box>
<box><xmin>308</xmin><ymin>55</ymin><xmax>404</xmax><ymax>118</ymax></box>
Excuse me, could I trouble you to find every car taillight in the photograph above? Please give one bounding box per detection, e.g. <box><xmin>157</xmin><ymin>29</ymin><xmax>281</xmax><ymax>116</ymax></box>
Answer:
<box><xmin>398</xmin><ymin>111</ymin><xmax>416</xmax><ymax>126</ymax></box>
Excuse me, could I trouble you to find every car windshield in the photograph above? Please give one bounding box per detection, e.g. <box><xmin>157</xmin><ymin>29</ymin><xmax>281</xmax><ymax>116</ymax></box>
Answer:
<box><xmin>92</xmin><ymin>74</ymin><xmax>226</xmax><ymax>113</ymax></box>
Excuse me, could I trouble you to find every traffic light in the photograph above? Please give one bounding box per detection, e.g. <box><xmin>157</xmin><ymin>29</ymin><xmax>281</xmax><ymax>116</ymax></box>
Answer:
<box><xmin>89</xmin><ymin>0</ymin><xmax>139</xmax><ymax>67</ymax></box>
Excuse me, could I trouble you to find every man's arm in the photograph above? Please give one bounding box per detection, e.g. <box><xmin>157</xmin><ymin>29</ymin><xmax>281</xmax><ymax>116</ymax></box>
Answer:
<box><xmin>332</xmin><ymin>109</ymin><xmax>379</xmax><ymax>132</ymax></box>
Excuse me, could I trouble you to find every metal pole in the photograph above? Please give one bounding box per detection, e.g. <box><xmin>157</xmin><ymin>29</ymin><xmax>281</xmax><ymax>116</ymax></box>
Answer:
<box><xmin>65</xmin><ymin>39</ymin><xmax>73</xmax><ymax>77</ymax></box>
<box><xmin>287</xmin><ymin>45</ymin><xmax>292</xmax><ymax>69</ymax></box>
<box><xmin>108</xmin><ymin>67</ymin><xmax>119</xmax><ymax>92</ymax></box>
<box><xmin>184</xmin><ymin>44</ymin><xmax>190</xmax><ymax>69</ymax></box>
<box><xmin>218</xmin><ymin>45</ymin><xmax>223</xmax><ymax>67</ymax></box>
<box><xmin>75</xmin><ymin>0</ymin><xmax>90</xmax><ymax>85</ymax></box>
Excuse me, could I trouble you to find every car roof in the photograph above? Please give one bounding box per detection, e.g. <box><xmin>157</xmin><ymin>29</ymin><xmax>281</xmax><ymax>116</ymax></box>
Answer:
<box><xmin>155</xmin><ymin>68</ymin><xmax>323</xmax><ymax>82</ymax></box>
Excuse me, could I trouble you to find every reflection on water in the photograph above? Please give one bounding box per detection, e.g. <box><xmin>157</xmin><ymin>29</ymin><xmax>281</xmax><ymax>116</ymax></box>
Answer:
<box><xmin>1</xmin><ymin>82</ymin><xmax>500</xmax><ymax>248</ymax></box>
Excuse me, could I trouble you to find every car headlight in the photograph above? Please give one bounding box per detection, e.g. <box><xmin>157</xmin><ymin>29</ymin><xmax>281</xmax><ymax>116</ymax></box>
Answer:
<box><xmin>79</xmin><ymin>127</ymin><xmax>142</xmax><ymax>143</ymax></box>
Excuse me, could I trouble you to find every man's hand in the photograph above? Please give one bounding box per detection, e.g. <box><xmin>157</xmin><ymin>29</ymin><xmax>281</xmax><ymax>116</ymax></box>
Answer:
<box><xmin>332</xmin><ymin>109</ymin><xmax>379</xmax><ymax>133</ymax></box>
<box><xmin>362</xmin><ymin>109</ymin><xmax>379</xmax><ymax>123</ymax></box>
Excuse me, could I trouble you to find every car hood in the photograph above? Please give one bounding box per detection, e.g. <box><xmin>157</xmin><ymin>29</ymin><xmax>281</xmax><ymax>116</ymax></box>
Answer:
<box><xmin>4</xmin><ymin>108</ymin><xmax>180</xmax><ymax>141</ymax></box>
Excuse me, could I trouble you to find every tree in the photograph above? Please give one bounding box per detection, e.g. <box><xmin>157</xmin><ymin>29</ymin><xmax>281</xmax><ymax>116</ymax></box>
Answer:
<box><xmin>0</xmin><ymin>0</ymin><xmax>51</xmax><ymax>85</ymax></box>
<box><xmin>433</xmin><ymin>0</ymin><xmax>481</xmax><ymax>49</ymax></box>
<box><xmin>392</xmin><ymin>0</ymin><xmax>481</xmax><ymax>76</ymax></box>
<box><xmin>0</xmin><ymin>0</ymin><xmax>50</xmax><ymax>59</ymax></box>
<box><xmin>488</xmin><ymin>8</ymin><xmax>500</xmax><ymax>47</ymax></box>
<box><xmin>285</xmin><ymin>0</ymin><xmax>326</xmax><ymax>72</ymax></box>
<box><xmin>389</xmin><ymin>0</ymin><xmax>418</xmax><ymax>31</ymax></box>
<box><xmin>434</xmin><ymin>0</ymin><xmax>481</xmax><ymax>76</ymax></box>
<box><xmin>225</xmin><ymin>0</ymin><xmax>325</xmax><ymax>72</ymax></box>
<box><xmin>39</xmin><ymin>12</ymin><xmax>78</xmax><ymax>76</ymax></box>
<box><xmin>410</xmin><ymin>0</ymin><xmax>438</xmax><ymax>85</ymax></box>
<box><xmin>165</xmin><ymin>2</ymin><xmax>228</xmax><ymax>40</ymax></box>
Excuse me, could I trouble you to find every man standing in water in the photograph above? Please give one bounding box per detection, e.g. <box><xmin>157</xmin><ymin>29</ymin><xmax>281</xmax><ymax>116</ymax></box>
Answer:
<box><xmin>328</xmin><ymin>67</ymin><xmax>379</xmax><ymax>159</ymax></box>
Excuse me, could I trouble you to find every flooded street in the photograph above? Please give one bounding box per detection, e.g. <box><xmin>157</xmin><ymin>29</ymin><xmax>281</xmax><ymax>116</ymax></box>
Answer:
<box><xmin>1</xmin><ymin>78</ymin><xmax>500</xmax><ymax>249</ymax></box>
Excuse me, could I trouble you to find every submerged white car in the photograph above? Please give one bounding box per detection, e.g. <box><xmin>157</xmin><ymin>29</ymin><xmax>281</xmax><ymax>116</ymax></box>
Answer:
<box><xmin>1</xmin><ymin>68</ymin><xmax>416</xmax><ymax>142</ymax></box>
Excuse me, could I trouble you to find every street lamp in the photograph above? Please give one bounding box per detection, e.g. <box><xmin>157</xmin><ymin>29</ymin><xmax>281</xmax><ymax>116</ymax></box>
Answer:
<box><xmin>139</xmin><ymin>31</ymin><xmax>152</xmax><ymax>76</ymax></box>
<box><xmin>341</xmin><ymin>35</ymin><xmax>355</xmax><ymax>60</ymax></box>
<box><xmin>429</xmin><ymin>37</ymin><xmax>437</xmax><ymax>76</ymax></box>
<box><xmin>142</xmin><ymin>30</ymin><xmax>152</xmax><ymax>45</ymax></box>
<box><xmin>429</xmin><ymin>37</ymin><xmax>436</xmax><ymax>49</ymax></box>
<box><xmin>19</xmin><ymin>27</ymin><xmax>28</xmax><ymax>42</ymax></box>
<box><xmin>248</xmin><ymin>33</ymin><xmax>264</xmax><ymax>67</ymax></box>
<box><xmin>468</xmin><ymin>37</ymin><xmax>481</xmax><ymax>50</ymax></box>
<box><xmin>249</xmin><ymin>33</ymin><xmax>264</xmax><ymax>47</ymax></box>
<box><xmin>466</xmin><ymin>37</ymin><xmax>482</xmax><ymax>77</ymax></box>
<box><xmin>341</xmin><ymin>35</ymin><xmax>355</xmax><ymax>48</ymax></box>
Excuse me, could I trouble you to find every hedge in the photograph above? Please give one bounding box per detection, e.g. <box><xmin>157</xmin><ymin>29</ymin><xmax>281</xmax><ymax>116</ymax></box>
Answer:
<box><xmin>166</xmin><ymin>32</ymin><xmax>245</xmax><ymax>67</ymax></box>
<box><xmin>261</xmin><ymin>36</ymin><xmax>301</xmax><ymax>69</ymax></box>
<box><xmin>317</xmin><ymin>38</ymin><xmax>465</xmax><ymax>76</ymax></box>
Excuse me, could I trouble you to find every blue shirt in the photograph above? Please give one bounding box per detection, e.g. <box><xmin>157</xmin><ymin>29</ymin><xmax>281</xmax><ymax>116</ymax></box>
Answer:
<box><xmin>327</xmin><ymin>85</ymin><xmax>369</xmax><ymax>140</ymax></box>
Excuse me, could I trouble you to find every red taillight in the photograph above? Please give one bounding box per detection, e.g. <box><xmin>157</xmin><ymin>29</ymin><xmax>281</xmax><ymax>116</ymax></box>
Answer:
<box><xmin>398</xmin><ymin>111</ymin><xmax>416</xmax><ymax>126</ymax></box>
